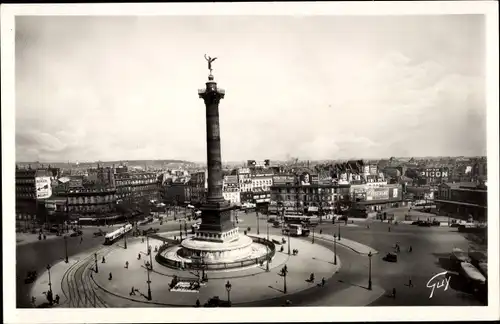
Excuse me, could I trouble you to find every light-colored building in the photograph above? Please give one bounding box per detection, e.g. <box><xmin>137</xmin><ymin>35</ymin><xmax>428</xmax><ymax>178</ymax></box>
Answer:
<box><xmin>223</xmin><ymin>191</ymin><xmax>241</xmax><ymax>205</ymax></box>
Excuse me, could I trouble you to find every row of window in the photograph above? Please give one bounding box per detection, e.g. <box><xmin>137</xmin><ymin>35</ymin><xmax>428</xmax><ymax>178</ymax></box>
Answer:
<box><xmin>16</xmin><ymin>178</ymin><xmax>36</xmax><ymax>184</ymax></box>
<box><xmin>271</xmin><ymin>194</ymin><xmax>336</xmax><ymax>201</ymax></box>
<box><xmin>116</xmin><ymin>179</ymin><xmax>157</xmax><ymax>187</ymax></box>
<box><xmin>68</xmin><ymin>195</ymin><xmax>116</xmax><ymax>205</ymax></box>
<box><xmin>16</xmin><ymin>187</ymin><xmax>35</xmax><ymax>192</ymax></box>
<box><xmin>117</xmin><ymin>184</ymin><xmax>158</xmax><ymax>193</ymax></box>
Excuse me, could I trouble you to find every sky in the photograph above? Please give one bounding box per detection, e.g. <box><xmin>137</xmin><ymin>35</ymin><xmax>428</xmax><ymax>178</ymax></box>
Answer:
<box><xmin>15</xmin><ymin>15</ymin><xmax>487</xmax><ymax>163</ymax></box>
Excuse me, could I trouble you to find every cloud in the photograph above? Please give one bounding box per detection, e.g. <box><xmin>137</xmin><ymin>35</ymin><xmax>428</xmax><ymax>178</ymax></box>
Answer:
<box><xmin>15</xmin><ymin>16</ymin><xmax>486</xmax><ymax>162</ymax></box>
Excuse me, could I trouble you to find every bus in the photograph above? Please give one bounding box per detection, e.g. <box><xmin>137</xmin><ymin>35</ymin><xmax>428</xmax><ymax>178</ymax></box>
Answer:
<box><xmin>288</xmin><ymin>224</ymin><xmax>302</xmax><ymax>236</ymax></box>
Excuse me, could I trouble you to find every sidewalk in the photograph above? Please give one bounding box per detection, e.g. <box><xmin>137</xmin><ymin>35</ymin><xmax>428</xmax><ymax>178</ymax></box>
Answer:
<box><xmin>314</xmin><ymin>233</ymin><xmax>378</xmax><ymax>255</ymax></box>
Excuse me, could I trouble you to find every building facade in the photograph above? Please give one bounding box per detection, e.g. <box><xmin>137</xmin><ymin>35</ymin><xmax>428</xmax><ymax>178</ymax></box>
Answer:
<box><xmin>435</xmin><ymin>182</ymin><xmax>487</xmax><ymax>221</ymax></box>
<box><xmin>15</xmin><ymin>167</ymin><xmax>53</xmax><ymax>225</ymax></box>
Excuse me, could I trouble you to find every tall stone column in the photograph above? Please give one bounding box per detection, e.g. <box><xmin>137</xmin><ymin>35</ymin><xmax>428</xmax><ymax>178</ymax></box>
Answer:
<box><xmin>197</xmin><ymin>74</ymin><xmax>237</xmax><ymax>242</ymax></box>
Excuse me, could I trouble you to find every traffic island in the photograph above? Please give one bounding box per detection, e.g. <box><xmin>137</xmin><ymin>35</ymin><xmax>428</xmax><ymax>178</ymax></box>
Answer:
<box><xmin>91</xmin><ymin>233</ymin><xmax>340</xmax><ymax>307</ymax></box>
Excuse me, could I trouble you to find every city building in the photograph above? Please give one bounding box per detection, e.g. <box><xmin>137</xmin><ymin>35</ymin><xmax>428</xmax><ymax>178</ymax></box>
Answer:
<box><xmin>435</xmin><ymin>182</ymin><xmax>487</xmax><ymax>221</ymax></box>
<box><xmin>251</xmin><ymin>173</ymin><xmax>273</xmax><ymax>191</ymax></box>
<box><xmin>222</xmin><ymin>191</ymin><xmax>241</xmax><ymax>206</ymax></box>
<box><xmin>162</xmin><ymin>182</ymin><xmax>191</xmax><ymax>205</ymax></box>
<box><xmin>270</xmin><ymin>174</ymin><xmax>351</xmax><ymax>215</ymax></box>
<box><xmin>188</xmin><ymin>170</ymin><xmax>208</xmax><ymax>204</ymax></box>
<box><xmin>15</xmin><ymin>166</ymin><xmax>53</xmax><ymax>226</ymax></box>
<box><xmin>350</xmin><ymin>183</ymin><xmax>405</xmax><ymax>212</ymax></box>
<box><xmin>238</xmin><ymin>168</ymin><xmax>252</xmax><ymax>192</ymax></box>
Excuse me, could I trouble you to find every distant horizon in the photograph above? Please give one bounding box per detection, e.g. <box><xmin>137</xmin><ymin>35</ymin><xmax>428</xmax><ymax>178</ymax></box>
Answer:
<box><xmin>15</xmin><ymin>155</ymin><xmax>488</xmax><ymax>166</ymax></box>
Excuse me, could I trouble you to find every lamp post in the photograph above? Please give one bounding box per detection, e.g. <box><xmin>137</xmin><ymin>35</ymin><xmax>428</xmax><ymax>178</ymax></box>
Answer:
<box><xmin>287</xmin><ymin>226</ymin><xmax>291</xmax><ymax>255</ymax></box>
<box><xmin>333</xmin><ymin>233</ymin><xmax>337</xmax><ymax>265</ymax></box>
<box><xmin>94</xmin><ymin>252</ymin><xmax>99</xmax><ymax>273</ymax></box>
<box><xmin>266</xmin><ymin>210</ymin><xmax>270</xmax><ymax>241</ymax></box>
<box><xmin>46</xmin><ymin>264</ymin><xmax>53</xmax><ymax>295</ymax></box>
<box><xmin>257</xmin><ymin>210</ymin><xmax>260</xmax><ymax>235</ymax></box>
<box><xmin>312</xmin><ymin>225</ymin><xmax>315</xmax><ymax>244</ymax></box>
<box><xmin>225</xmin><ymin>280</ymin><xmax>232</xmax><ymax>305</ymax></box>
<box><xmin>179</xmin><ymin>222</ymin><xmax>183</xmax><ymax>241</ymax></box>
<box><xmin>281</xmin><ymin>265</ymin><xmax>288</xmax><ymax>293</ymax></box>
<box><xmin>337</xmin><ymin>223</ymin><xmax>341</xmax><ymax>241</ymax></box>
<box><xmin>368</xmin><ymin>251</ymin><xmax>373</xmax><ymax>290</ymax></box>
<box><xmin>124</xmin><ymin>230</ymin><xmax>128</xmax><ymax>249</ymax></box>
<box><xmin>146</xmin><ymin>262</ymin><xmax>152</xmax><ymax>300</ymax></box>
<box><xmin>64</xmin><ymin>235</ymin><xmax>69</xmax><ymax>263</ymax></box>
<box><xmin>149</xmin><ymin>239</ymin><xmax>154</xmax><ymax>271</ymax></box>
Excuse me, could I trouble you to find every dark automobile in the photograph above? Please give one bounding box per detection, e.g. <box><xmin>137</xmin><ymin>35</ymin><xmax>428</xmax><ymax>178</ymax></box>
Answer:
<box><xmin>142</xmin><ymin>227</ymin><xmax>160</xmax><ymax>236</ymax></box>
<box><xmin>49</xmin><ymin>225</ymin><xmax>60</xmax><ymax>233</ymax></box>
<box><xmin>204</xmin><ymin>296</ymin><xmax>231</xmax><ymax>307</ymax></box>
<box><xmin>382</xmin><ymin>253</ymin><xmax>398</xmax><ymax>263</ymax></box>
<box><xmin>93</xmin><ymin>230</ymin><xmax>106</xmax><ymax>237</ymax></box>
<box><xmin>418</xmin><ymin>222</ymin><xmax>431</xmax><ymax>227</ymax></box>
<box><xmin>70</xmin><ymin>230</ymin><xmax>83</xmax><ymax>237</ymax></box>
<box><xmin>450</xmin><ymin>223</ymin><xmax>460</xmax><ymax>228</ymax></box>
<box><xmin>431</xmin><ymin>220</ymin><xmax>440</xmax><ymax>226</ymax></box>
<box><xmin>411</xmin><ymin>220</ymin><xmax>422</xmax><ymax>225</ymax></box>
<box><xmin>24</xmin><ymin>270</ymin><xmax>37</xmax><ymax>284</ymax></box>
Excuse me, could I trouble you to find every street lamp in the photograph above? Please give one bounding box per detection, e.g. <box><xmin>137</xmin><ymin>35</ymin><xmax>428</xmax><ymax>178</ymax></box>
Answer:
<box><xmin>312</xmin><ymin>225</ymin><xmax>315</xmax><ymax>244</ymax></box>
<box><xmin>287</xmin><ymin>227</ymin><xmax>291</xmax><ymax>255</ymax></box>
<box><xmin>337</xmin><ymin>223</ymin><xmax>341</xmax><ymax>241</ymax></box>
<box><xmin>146</xmin><ymin>262</ymin><xmax>152</xmax><ymax>300</ymax></box>
<box><xmin>333</xmin><ymin>233</ymin><xmax>337</xmax><ymax>265</ymax></box>
<box><xmin>281</xmin><ymin>265</ymin><xmax>288</xmax><ymax>293</ymax></box>
<box><xmin>124</xmin><ymin>230</ymin><xmax>128</xmax><ymax>249</ymax></box>
<box><xmin>368</xmin><ymin>251</ymin><xmax>373</xmax><ymax>290</ymax></box>
<box><xmin>46</xmin><ymin>264</ymin><xmax>53</xmax><ymax>295</ymax></box>
<box><xmin>257</xmin><ymin>210</ymin><xmax>260</xmax><ymax>235</ymax></box>
<box><xmin>64</xmin><ymin>236</ymin><xmax>69</xmax><ymax>263</ymax></box>
<box><xmin>179</xmin><ymin>222</ymin><xmax>183</xmax><ymax>241</ymax></box>
<box><xmin>225</xmin><ymin>280</ymin><xmax>232</xmax><ymax>305</ymax></box>
<box><xmin>94</xmin><ymin>252</ymin><xmax>99</xmax><ymax>273</ymax></box>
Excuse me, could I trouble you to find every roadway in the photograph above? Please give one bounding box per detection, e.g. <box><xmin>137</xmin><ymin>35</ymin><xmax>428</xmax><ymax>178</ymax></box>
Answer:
<box><xmin>17</xmin><ymin>210</ymin><xmax>486</xmax><ymax>307</ymax></box>
<box><xmin>241</xmin><ymin>211</ymin><xmax>486</xmax><ymax>306</ymax></box>
<box><xmin>16</xmin><ymin>213</ymin><xmax>194</xmax><ymax>308</ymax></box>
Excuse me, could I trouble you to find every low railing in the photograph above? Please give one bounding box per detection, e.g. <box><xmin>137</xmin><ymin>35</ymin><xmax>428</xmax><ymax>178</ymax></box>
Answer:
<box><xmin>155</xmin><ymin>236</ymin><xmax>276</xmax><ymax>271</ymax></box>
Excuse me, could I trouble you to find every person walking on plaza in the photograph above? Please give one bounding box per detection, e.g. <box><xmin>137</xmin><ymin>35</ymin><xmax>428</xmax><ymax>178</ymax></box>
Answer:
<box><xmin>108</xmin><ymin>272</ymin><xmax>113</xmax><ymax>280</ymax></box>
<box><xmin>408</xmin><ymin>278</ymin><xmax>413</xmax><ymax>287</ymax></box>
<box><xmin>80</xmin><ymin>236</ymin><xmax>83</xmax><ymax>244</ymax></box>
<box><xmin>408</xmin><ymin>245</ymin><xmax>412</xmax><ymax>253</ymax></box>
<box><xmin>138</xmin><ymin>253</ymin><xmax>141</xmax><ymax>260</ymax></box>
<box><xmin>392</xmin><ymin>288</ymin><xmax>396</xmax><ymax>298</ymax></box>
<box><xmin>102</xmin><ymin>256</ymin><xmax>106</xmax><ymax>263</ymax></box>
<box><xmin>130</xmin><ymin>286</ymin><xmax>136</xmax><ymax>296</ymax></box>
<box><xmin>321</xmin><ymin>277</ymin><xmax>326</xmax><ymax>287</ymax></box>
<box><xmin>125</xmin><ymin>261</ymin><xmax>129</xmax><ymax>269</ymax></box>
<box><xmin>55</xmin><ymin>294</ymin><xmax>60</xmax><ymax>304</ymax></box>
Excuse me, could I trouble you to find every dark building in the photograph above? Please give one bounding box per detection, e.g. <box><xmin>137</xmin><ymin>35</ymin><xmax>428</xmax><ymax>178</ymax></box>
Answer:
<box><xmin>162</xmin><ymin>182</ymin><xmax>191</xmax><ymax>205</ymax></box>
<box><xmin>15</xmin><ymin>166</ymin><xmax>53</xmax><ymax>227</ymax></box>
<box><xmin>435</xmin><ymin>182</ymin><xmax>487</xmax><ymax>222</ymax></box>
<box><xmin>188</xmin><ymin>171</ymin><xmax>207</xmax><ymax>205</ymax></box>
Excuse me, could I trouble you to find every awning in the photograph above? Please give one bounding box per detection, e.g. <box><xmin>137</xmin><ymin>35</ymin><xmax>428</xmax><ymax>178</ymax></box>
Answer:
<box><xmin>308</xmin><ymin>207</ymin><xmax>319</xmax><ymax>212</ymax></box>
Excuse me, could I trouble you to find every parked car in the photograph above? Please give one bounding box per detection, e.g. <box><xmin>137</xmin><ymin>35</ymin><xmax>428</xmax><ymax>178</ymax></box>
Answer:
<box><xmin>70</xmin><ymin>230</ymin><xmax>83</xmax><ymax>237</ymax></box>
<box><xmin>204</xmin><ymin>296</ymin><xmax>231</xmax><ymax>307</ymax></box>
<box><xmin>431</xmin><ymin>220</ymin><xmax>440</xmax><ymax>226</ymax></box>
<box><xmin>418</xmin><ymin>222</ymin><xmax>431</xmax><ymax>227</ymax></box>
<box><xmin>142</xmin><ymin>227</ymin><xmax>160</xmax><ymax>236</ymax></box>
<box><xmin>411</xmin><ymin>220</ymin><xmax>422</xmax><ymax>225</ymax></box>
<box><xmin>382</xmin><ymin>253</ymin><xmax>398</xmax><ymax>263</ymax></box>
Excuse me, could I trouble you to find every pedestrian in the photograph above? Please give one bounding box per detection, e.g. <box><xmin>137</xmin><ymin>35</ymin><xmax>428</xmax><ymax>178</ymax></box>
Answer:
<box><xmin>125</xmin><ymin>261</ymin><xmax>129</xmax><ymax>269</ymax></box>
<box><xmin>388</xmin><ymin>227</ymin><xmax>391</xmax><ymax>232</ymax></box>
<box><xmin>138</xmin><ymin>253</ymin><xmax>141</xmax><ymax>260</ymax></box>
<box><xmin>392</xmin><ymin>288</ymin><xmax>396</xmax><ymax>298</ymax></box>
<box><xmin>408</xmin><ymin>278</ymin><xmax>413</xmax><ymax>287</ymax></box>
<box><xmin>408</xmin><ymin>245</ymin><xmax>412</xmax><ymax>253</ymax></box>
<box><xmin>319</xmin><ymin>229</ymin><xmax>323</xmax><ymax>235</ymax></box>
<box><xmin>321</xmin><ymin>277</ymin><xmax>326</xmax><ymax>287</ymax></box>
<box><xmin>80</xmin><ymin>236</ymin><xmax>83</xmax><ymax>244</ymax></box>
<box><xmin>109</xmin><ymin>272</ymin><xmax>113</xmax><ymax>280</ymax></box>
<box><xmin>43</xmin><ymin>234</ymin><xmax>47</xmax><ymax>240</ymax></box>
<box><xmin>55</xmin><ymin>294</ymin><xmax>60</xmax><ymax>304</ymax></box>
<box><xmin>130</xmin><ymin>286</ymin><xmax>136</xmax><ymax>296</ymax></box>
<box><xmin>102</xmin><ymin>256</ymin><xmax>106</xmax><ymax>263</ymax></box>
<box><xmin>142</xmin><ymin>238</ymin><xmax>144</xmax><ymax>243</ymax></box>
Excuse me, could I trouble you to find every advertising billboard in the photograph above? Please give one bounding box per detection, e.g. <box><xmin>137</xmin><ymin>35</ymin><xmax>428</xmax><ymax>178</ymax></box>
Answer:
<box><xmin>272</xmin><ymin>175</ymin><xmax>296</xmax><ymax>185</ymax></box>
<box><xmin>224</xmin><ymin>175</ymin><xmax>238</xmax><ymax>184</ymax></box>
<box><xmin>366</xmin><ymin>187</ymin><xmax>389</xmax><ymax>201</ymax></box>
<box><xmin>420</xmin><ymin>168</ymin><xmax>449</xmax><ymax>179</ymax></box>
<box><xmin>300</xmin><ymin>172</ymin><xmax>311</xmax><ymax>186</ymax></box>
<box><xmin>35</xmin><ymin>176</ymin><xmax>52</xmax><ymax>200</ymax></box>
<box><xmin>311</xmin><ymin>174</ymin><xmax>319</xmax><ymax>184</ymax></box>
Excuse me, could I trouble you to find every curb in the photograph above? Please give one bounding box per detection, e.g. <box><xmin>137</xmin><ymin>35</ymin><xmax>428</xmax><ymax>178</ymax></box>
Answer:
<box><xmin>314</xmin><ymin>236</ymin><xmax>378</xmax><ymax>256</ymax></box>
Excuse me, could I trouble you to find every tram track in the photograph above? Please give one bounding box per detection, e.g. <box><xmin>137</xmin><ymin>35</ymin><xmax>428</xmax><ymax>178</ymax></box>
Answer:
<box><xmin>60</xmin><ymin>246</ymin><xmax>114</xmax><ymax>308</ymax></box>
